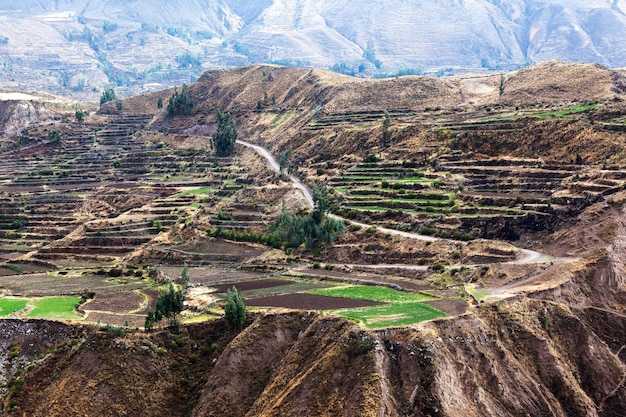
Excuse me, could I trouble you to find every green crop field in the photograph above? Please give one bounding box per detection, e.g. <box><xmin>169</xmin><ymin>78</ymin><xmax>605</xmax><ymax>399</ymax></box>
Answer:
<box><xmin>181</xmin><ymin>187</ymin><xmax>213</xmax><ymax>195</ymax></box>
<box><xmin>0</xmin><ymin>298</ymin><xmax>29</xmax><ymax>317</ymax></box>
<box><xmin>312</xmin><ymin>285</ymin><xmax>436</xmax><ymax>302</ymax></box>
<box><xmin>26</xmin><ymin>296</ymin><xmax>82</xmax><ymax>320</ymax></box>
<box><xmin>339</xmin><ymin>302</ymin><xmax>446</xmax><ymax>329</ymax></box>
<box><xmin>311</xmin><ymin>285</ymin><xmax>445</xmax><ymax>328</ymax></box>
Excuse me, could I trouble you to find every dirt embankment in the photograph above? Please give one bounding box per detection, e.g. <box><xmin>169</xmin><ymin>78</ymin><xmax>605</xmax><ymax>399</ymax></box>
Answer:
<box><xmin>3</xmin><ymin>297</ymin><xmax>624</xmax><ymax>417</ymax></box>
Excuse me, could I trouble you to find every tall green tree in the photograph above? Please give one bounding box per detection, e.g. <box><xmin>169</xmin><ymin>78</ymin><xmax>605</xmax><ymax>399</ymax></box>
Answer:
<box><xmin>278</xmin><ymin>149</ymin><xmax>292</xmax><ymax>174</ymax></box>
<box><xmin>179</xmin><ymin>264</ymin><xmax>190</xmax><ymax>289</ymax></box>
<box><xmin>224</xmin><ymin>287</ymin><xmax>246</xmax><ymax>330</ymax></box>
<box><xmin>311</xmin><ymin>183</ymin><xmax>330</xmax><ymax>224</ymax></box>
<box><xmin>212</xmin><ymin>109</ymin><xmax>238</xmax><ymax>156</ymax></box>
<box><xmin>144</xmin><ymin>306</ymin><xmax>155</xmax><ymax>331</ymax></box>
<box><xmin>381</xmin><ymin>109</ymin><xmax>392</xmax><ymax>147</ymax></box>
<box><xmin>154</xmin><ymin>282</ymin><xmax>184</xmax><ymax>328</ymax></box>
<box><xmin>100</xmin><ymin>88</ymin><xmax>117</xmax><ymax>105</ymax></box>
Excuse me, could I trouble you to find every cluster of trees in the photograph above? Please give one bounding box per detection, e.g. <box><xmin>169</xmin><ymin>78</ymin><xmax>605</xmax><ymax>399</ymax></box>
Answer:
<box><xmin>167</xmin><ymin>84</ymin><xmax>195</xmax><ymax>115</ymax></box>
<box><xmin>145</xmin><ymin>282</ymin><xmax>184</xmax><ymax>330</ymax></box>
<box><xmin>175</xmin><ymin>52</ymin><xmax>202</xmax><ymax>69</ymax></box>
<box><xmin>212</xmin><ymin>109</ymin><xmax>238</xmax><ymax>156</ymax></box>
<box><xmin>206</xmin><ymin>226</ymin><xmax>281</xmax><ymax>248</ymax></box>
<box><xmin>206</xmin><ymin>185</ymin><xmax>344</xmax><ymax>251</ymax></box>
<box><xmin>270</xmin><ymin>185</ymin><xmax>345</xmax><ymax>250</ymax></box>
<box><xmin>144</xmin><ymin>279</ymin><xmax>246</xmax><ymax>332</ymax></box>
<box><xmin>100</xmin><ymin>88</ymin><xmax>117</xmax><ymax>105</ymax></box>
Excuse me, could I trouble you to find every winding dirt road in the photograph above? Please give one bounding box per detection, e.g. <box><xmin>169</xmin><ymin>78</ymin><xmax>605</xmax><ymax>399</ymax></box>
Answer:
<box><xmin>237</xmin><ymin>139</ymin><xmax>553</xmax><ymax>265</ymax></box>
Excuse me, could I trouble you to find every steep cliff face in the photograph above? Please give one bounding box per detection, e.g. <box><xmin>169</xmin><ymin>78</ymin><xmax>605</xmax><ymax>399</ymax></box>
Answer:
<box><xmin>0</xmin><ymin>99</ymin><xmax>54</xmax><ymax>135</ymax></box>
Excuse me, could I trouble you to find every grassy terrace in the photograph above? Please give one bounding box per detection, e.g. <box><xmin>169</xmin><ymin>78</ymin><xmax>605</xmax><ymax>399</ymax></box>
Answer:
<box><xmin>444</xmin><ymin>103</ymin><xmax>602</xmax><ymax>127</ymax></box>
<box><xmin>0</xmin><ymin>298</ymin><xmax>29</xmax><ymax>317</ymax></box>
<box><xmin>311</xmin><ymin>285</ymin><xmax>445</xmax><ymax>329</ymax></box>
<box><xmin>329</xmin><ymin>156</ymin><xmax>573</xmax><ymax>237</ymax></box>
<box><xmin>26</xmin><ymin>296</ymin><xmax>82</xmax><ymax>320</ymax></box>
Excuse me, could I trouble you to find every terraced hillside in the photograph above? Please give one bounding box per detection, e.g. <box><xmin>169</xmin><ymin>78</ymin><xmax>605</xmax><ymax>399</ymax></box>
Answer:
<box><xmin>0</xmin><ymin>63</ymin><xmax>625</xmax><ymax>416</ymax></box>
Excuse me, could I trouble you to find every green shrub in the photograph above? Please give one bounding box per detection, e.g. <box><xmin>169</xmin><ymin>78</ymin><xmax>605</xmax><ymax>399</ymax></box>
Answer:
<box><xmin>430</xmin><ymin>262</ymin><xmax>446</xmax><ymax>273</ymax></box>
<box><xmin>106</xmin><ymin>324</ymin><xmax>124</xmax><ymax>336</ymax></box>
<box><xmin>100</xmin><ymin>88</ymin><xmax>117</xmax><ymax>105</ymax></box>
<box><xmin>364</xmin><ymin>153</ymin><xmax>378</xmax><ymax>163</ymax></box>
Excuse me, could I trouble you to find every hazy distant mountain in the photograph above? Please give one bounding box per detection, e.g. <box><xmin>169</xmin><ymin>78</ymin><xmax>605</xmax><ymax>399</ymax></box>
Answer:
<box><xmin>0</xmin><ymin>0</ymin><xmax>625</xmax><ymax>99</ymax></box>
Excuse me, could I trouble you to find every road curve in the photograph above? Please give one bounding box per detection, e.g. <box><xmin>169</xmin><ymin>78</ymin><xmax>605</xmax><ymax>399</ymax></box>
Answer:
<box><xmin>238</xmin><ymin>140</ymin><xmax>314</xmax><ymax>207</ymax></box>
<box><xmin>237</xmin><ymin>139</ymin><xmax>552</xmax><ymax>264</ymax></box>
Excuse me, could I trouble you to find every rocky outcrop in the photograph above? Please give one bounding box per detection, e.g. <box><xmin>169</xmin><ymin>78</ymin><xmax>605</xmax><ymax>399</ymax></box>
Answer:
<box><xmin>0</xmin><ymin>100</ymin><xmax>54</xmax><ymax>135</ymax></box>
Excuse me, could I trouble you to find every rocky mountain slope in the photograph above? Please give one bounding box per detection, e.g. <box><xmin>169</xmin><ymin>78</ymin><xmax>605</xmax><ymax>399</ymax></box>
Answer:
<box><xmin>1</xmin><ymin>1</ymin><xmax>626</xmax><ymax>99</ymax></box>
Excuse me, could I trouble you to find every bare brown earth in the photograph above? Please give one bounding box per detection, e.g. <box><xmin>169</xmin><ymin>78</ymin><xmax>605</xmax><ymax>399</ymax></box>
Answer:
<box><xmin>1</xmin><ymin>62</ymin><xmax>626</xmax><ymax>416</ymax></box>
<box><xmin>210</xmin><ymin>279</ymin><xmax>292</xmax><ymax>293</ymax></box>
<box><xmin>245</xmin><ymin>293</ymin><xmax>383</xmax><ymax>310</ymax></box>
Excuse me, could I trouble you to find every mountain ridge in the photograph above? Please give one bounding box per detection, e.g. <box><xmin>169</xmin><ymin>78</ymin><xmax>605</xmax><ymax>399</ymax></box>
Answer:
<box><xmin>0</xmin><ymin>1</ymin><xmax>626</xmax><ymax>99</ymax></box>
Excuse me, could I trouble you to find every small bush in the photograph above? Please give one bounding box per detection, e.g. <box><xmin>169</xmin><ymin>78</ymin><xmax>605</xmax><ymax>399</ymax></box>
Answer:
<box><xmin>106</xmin><ymin>324</ymin><xmax>124</xmax><ymax>336</ymax></box>
<box><xmin>430</xmin><ymin>262</ymin><xmax>446</xmax><ymax>273</ymax></box>
<box><xmin>364</xmin><ymin>153</ymin><xmax>379</xmax><ymax>163</ymax></box>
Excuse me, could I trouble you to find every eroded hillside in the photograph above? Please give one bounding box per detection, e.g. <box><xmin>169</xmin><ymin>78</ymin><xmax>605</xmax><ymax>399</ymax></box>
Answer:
<box><xmin>0</xmin><ymin>63</ymin><xmax>625</xmax><ymax>416</ymax></box>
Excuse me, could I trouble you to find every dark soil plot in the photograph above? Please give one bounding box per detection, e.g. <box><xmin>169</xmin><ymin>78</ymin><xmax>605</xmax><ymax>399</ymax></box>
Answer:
<box><xmin>0</xmin><ymin>252</ymin><xmax>24</xmax><ymax>261</ymax></box>
<box><xmin>211</xmin><ymin>279</ymin><xmax>293</xmax><ymax>293</ymax></box>
<box><xmin>86</xmin><ymin>312</ymin><xmax>146</xmax><ymax>328</ymax></box>
<box><xmin>159</xmin><ymin>266</ymin><xmax>266</xmax><ymax>285</ymax></box>
<box><xmin>0</xmin><ymin>266</ymin><xmax>20</xmax><ymax>276</ymax></box>
<box><xmin>82</xmin><ymin>292</ymin><xmax>144</xmax><ymax>314</ymax></box>
<box><xmin>422</xmin><ymin>299</ymin><xmax>468</xmax><ymax>316</ymax></box>
<box><xmin>299</xmin><ymin>268</ymin><xmax>433</xmax><ymax>291</ymax></box>
<box><xmin>0</xmin><ymin>274</ymin><xmax>148</xmax><ymax>296</ymax></box>
<box><xmin>8</xmin><ymin>262</ymin><xmax>53</xmax><ymax>274</ymax></box>
<box><xmin>246</xmin><ymin>293</ymin><xmax>384</xmax><ymax>310</ymax></box>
